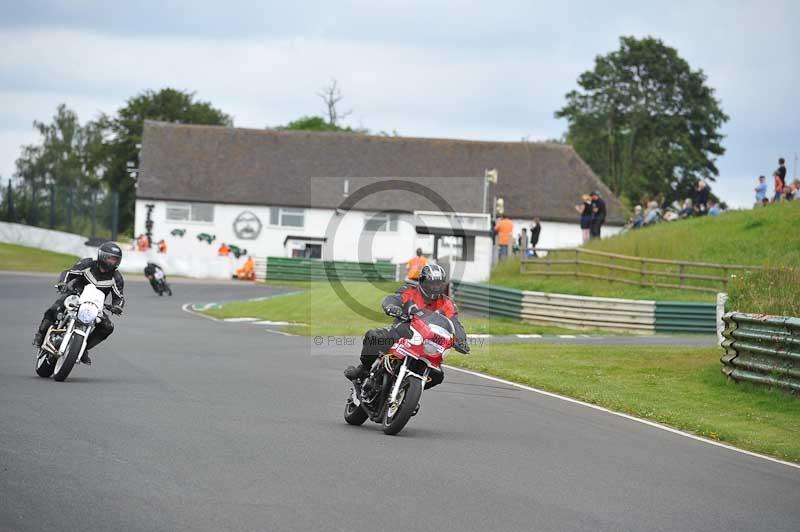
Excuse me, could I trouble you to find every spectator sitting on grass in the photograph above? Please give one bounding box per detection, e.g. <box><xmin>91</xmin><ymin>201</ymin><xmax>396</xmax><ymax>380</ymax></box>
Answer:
<box><xmin>679</xmin><ymin>198</ymin><xmax>694</xmax><ymax>218</ymax></box>
<box><xmin>784</xmin><ymin>184</ymin><xmax>796</xmax><ymax>201</ymax></box>
<box><xmin>708</xmin><ymin>201</ymin><xmax>722</xmax><ymax>216</ymax></box>
<box><xmin>632</xmin><ymin>205</ymin><xmax>644</xmax><ymax>228</ymax></box>
<box><xmin>644</xmin><ymin>201</ymin><xmax>661</xmax><ymax>225</ymax></box>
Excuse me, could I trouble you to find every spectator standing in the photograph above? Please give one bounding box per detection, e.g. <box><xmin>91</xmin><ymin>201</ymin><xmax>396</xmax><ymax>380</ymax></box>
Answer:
<box><xmin>518</xmin><ymin>228</ymin><xmax>529</xmax><ymax>258</ymax></box>
<box><xmin>693</xmin><ymin>181</ymin><xmax>709</xmax><ymax>215</ymax></box>
<box><xmin>777</xmin><ymin>157</ymin><xmax>787</xmax><ymax>188</ymax></box>
<box><xmin>773</xmin><ymin>171</ymin><xmax>784</xmax><ymax>202</ymax></box>
<box><xmin>406</xmin><ymin>248</ymin><xmax>428</xmax><ymax>281</ymax></box>
<box><xmin>589</xmin><ymin>191</ymin><xmax>606</xmax><ymax>239</ymax></box>
<box><xmin>157</xmin><ymin>239</ymin><xmax>167</xmax><ymax>253</ymax></box>
<box><xmin>218</xmin><ymin>242</ymin><xmax>231</xmax><ymax>256</ymax></box>
<box><xmin>529</xmin><ymin>217</ymin><xmax>541</xmax><ymax>256</ymax></box>
<box><xmin>755</xmin><ymin>175</ymin><xmax>767</xmax><ymax>204</ymax></box>
<box><xmin>575</xmin><ymin>194</ymin><xmax>592</xmax><ymax>243</ymax></box>
<box><xmin>494</xmin><ymin>215</ymin><xmax>514</xmax><ymax>260</ymax></box>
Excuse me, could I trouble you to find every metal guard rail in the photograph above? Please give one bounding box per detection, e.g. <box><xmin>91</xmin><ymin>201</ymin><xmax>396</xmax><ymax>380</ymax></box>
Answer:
<box><xmin>721</xmin><ymin>312</ymin><xmax>800</xmax><ymax>392</ymax></box>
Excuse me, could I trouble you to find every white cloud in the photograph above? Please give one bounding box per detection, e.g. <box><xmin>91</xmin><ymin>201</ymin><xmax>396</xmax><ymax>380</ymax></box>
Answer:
<box><xmin>1</xmin><ymin>0</ymin><xmax>798</xmax><ymax>208</ymax></box>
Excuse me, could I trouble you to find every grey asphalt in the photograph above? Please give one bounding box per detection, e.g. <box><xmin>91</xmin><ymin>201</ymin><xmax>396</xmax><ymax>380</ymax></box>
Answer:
<box><xmin>1</xmin><ymin>273</ymin><xmax>798</xmax><ymax>532</ymax></box>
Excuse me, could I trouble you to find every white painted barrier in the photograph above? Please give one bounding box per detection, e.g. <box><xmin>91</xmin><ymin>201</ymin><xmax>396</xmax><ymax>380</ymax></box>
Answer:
<box><xmin>520</xmin><ymin>290</ymin><xmax>657</xmax><ymax>332</ymax></box>
<box><xmin>0</xmin><ymin>221</ymin><xmax>96</xmax><ymax>259</ymax></box>
<box><xmin>0</xmin><ymin>222</ymin><xmax>243</xmax><ymax>279</ymax></box>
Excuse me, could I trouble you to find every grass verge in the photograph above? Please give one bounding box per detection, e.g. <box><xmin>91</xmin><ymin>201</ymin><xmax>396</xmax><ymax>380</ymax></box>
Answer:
<box><xmin>0</xmin><ymin>243</ymin><xmax>78</xmax><ymax>272</ymax></box>
<box><xmin>201</xmin><ymin>281</ymin><xmax>584</xmax><ymax>337</ymax></box>
<box><xmin>447</xmin><ymin>343</ymin><xmax>800</xmax><ymax>463</ymax></box>
<box><xmin>491</xmin><ymin>202</ymin><xmax>800</xmax><ymax>307</ymax></box>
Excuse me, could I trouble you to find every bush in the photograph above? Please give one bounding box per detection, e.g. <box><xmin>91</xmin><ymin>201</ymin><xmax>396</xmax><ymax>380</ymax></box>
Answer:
<box><xmin>727</xmin><ymin>267</ymin><xmax>800</xmax><ymax>317</ymax></box>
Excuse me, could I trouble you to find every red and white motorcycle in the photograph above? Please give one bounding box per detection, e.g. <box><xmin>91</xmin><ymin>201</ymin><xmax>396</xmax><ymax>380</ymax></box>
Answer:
<box><xmin>344</xmin><ymin>309</ymin><xmax>455</xmax><ymax>435</ymax></box>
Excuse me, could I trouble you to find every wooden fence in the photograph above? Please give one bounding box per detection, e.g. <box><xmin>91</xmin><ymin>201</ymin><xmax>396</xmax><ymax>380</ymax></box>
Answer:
<box><xmin>520</xmin><ymin>248</ymin><xmax>760</xmax><ymax>294</ymax></box>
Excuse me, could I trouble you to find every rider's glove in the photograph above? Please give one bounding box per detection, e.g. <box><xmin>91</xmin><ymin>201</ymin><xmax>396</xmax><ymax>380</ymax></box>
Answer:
<box><xmin>55</xmin><ymin>282</ymin><xmax>67</xmax><ymax>293</ymax></box>
<box><xmin>385</xmin><ymin>304</ymin><xmax>403</xmax><ymax>318</ymax></box>
<box><xmin>403</xmin><ymin>301</ymin><xmax>420</xmax><ymax>317</ymax></box>
<box><xmin>454</xmin><ymin>339</ymin><xmax>471</xmax><ymax>354</ymax></box>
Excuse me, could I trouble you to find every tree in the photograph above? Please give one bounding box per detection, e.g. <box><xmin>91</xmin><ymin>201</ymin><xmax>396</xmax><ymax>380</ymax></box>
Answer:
<box><xmin>9</xmin><ymin>104</ymin><xmax>103</xmax><ymax>227</ymax></box>
<box><xmin>99</xmin><ymin>88</ymin><xmax>232</xmax><ymax>234</ymax></box>
<box><xmin>317</xmin><ymin>78</ymin><xmax>352</xmax><ymax>127</ymax></box>
<box><xmin>277</xmin><ymin>115</ymin><xmax>357</xmax><ymax>132</ymax></box>
<box><xmin>556</xmin><ymin>36</ymin><xmax>728</xmax><ymax>203</ymax></box>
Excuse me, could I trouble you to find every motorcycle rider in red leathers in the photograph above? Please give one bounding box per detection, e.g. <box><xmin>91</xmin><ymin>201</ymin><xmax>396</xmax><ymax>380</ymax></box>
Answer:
<box><xmin>344</xmin><ymin>264</ymin><xmax>470</xmax><ymax>389</ymax></box>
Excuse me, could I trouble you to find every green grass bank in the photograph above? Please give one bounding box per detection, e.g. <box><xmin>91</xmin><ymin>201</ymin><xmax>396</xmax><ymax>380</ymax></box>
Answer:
<box><xmin>447</xmin><ymin>343</ymin><xmax>800</xmax><ymax>463</ymax></box>
<box><xmin>0</xmin><ymin>243</ymin><xmax>78</xmax><ymax>273</ymax></box>
<box><xmin>492</xmin><ymin>201</ymin><xmax>800</xmax><ymax>312</ymax></box>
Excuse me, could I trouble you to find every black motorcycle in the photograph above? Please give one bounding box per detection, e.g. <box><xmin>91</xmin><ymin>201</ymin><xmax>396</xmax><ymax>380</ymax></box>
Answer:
<box><xmin>148</xmin><ymin>269</ymin><xmax>172</xmax><ymax>296</ymax></box>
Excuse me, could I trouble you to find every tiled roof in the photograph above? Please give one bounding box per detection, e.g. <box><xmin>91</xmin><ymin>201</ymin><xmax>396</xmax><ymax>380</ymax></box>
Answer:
<box><xmin>138</xmin><ymin>121</ymin><xmax>624</xmax><ymax>224</ymax></box>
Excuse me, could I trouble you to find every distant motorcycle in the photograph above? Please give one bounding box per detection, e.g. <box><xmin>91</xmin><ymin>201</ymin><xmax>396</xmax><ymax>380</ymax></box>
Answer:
<box><xmin>35</xmin><ymin>283</ymin><xmax>122</xmax><ymax>381</ymax></box>
<box><xmin>149</xmin><ymin>269</ymin><xmax>172</xmax><ymax>296</ymax></box>
<box><xmin>344</xmin><ymin>309</ymin><xmax>455</xmax><ymax>435</ymax></box>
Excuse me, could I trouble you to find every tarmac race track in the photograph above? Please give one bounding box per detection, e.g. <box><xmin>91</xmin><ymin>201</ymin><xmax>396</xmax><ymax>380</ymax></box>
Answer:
<box><xmin>0</xmin><ymin>273</ymin><xmax>798</xmax><ymax>532</ymax></box>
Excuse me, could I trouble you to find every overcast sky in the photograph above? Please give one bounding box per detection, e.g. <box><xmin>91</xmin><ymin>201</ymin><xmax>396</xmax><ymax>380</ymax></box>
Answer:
<box><xmin>1</xmin><ymin>0</ymin><xmax>797</xmax><ymax>208</ymax></box>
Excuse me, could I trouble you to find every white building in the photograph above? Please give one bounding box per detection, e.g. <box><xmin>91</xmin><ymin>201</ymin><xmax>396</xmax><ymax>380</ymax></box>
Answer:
<box><xmin>134</xmin><ymin>122</ymin><xmax>625</xmax><ymax>281</ymax></box>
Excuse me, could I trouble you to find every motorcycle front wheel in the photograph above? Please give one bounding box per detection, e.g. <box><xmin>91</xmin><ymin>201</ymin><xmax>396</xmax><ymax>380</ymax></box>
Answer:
<box><xmin>344</xmin><ymin>398</ymin><xmax>368</xmax><ymax>426</ymax></box>
<box><xmin>53</xmin><ymin>335</ymin><xmax>83</xmax><ymax>382</ymax></box>
<box><xmin>382</xmin><ymin>377</ymin><xmax>422</xmax><ymax>435</ymax></box>
<box><xmin>35</xmin><ymin>350</ymin><xmax>55</xmax><ymax>378</ymax></box>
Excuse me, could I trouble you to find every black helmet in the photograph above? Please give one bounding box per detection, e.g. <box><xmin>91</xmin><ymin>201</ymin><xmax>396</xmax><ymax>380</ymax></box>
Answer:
<box><xmin>97</xmin><ymin>242</ymin><xmax>122</xmax><ymax>272</ymax></box>
<box><xmin>418</xmin><ymin>264</ymin><xmax>448</xmax><ymax>300</ymax></box>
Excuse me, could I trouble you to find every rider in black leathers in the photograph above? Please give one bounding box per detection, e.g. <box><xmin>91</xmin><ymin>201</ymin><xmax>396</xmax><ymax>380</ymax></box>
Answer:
<box><xmin>144</xmin><ymin>262</ymin><xmax>165</xmax><ymax>293</ymax></box>
<box><xmin>32</xmin><ymin>242</ymin><xmax>125</xmax><ymax>365</ymax></box>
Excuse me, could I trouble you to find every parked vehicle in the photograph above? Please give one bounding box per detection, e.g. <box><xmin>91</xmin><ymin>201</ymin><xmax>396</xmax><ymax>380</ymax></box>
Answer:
<box><xmin>35</xmin><ymin>283</ymin><xmax>122</xmax><ymax>381</ymax></box>
<box><xmin>344</xmin><ymin>309</ymin><xmax>455</xmax><ymax>435</ymax></box>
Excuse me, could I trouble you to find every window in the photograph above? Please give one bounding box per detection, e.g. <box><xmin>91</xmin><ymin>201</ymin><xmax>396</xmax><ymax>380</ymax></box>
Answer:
<box><xmin>270</xmin><ymin>207</ymin><xmax>305</xmax><ymax>228</ymax></box>
<box><xmin>364</xmin><ymin>212</ymin><xmax>398</xmax><ymax>232</ymax></box>
<box><xmin>166</xmin><ymin>202</ymin><xmax>214</xmax><ymax>222</ymax></box>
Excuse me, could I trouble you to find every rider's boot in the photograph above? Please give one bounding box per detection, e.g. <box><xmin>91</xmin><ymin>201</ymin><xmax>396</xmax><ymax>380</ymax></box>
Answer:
<box><xmin>344</xmin><ymin>364</ymin><xmax>367</xmax><ymax>381</ymax></box>
<box><xmin>81</xmin><ymin>350</ymin><xmax>91</xmax><ymax>365</ymax></box>
<box><xmin>32</xmin><ymin>318</ymin><xmax>52</xmax><ymax>348</ymax></box>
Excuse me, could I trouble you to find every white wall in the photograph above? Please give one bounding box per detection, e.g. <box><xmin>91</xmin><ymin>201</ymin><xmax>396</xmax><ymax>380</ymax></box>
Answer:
<box><xmin>0</xmin><ymin>221</ymin><xmax>95</xmax><ymax>259</ymax></box>
<box><xmin>0</xmin><ymin>221</ymin><xmax>238</xmax><ymax>279</ymax></box>
<box><xmin>508</xmin><ymin>218</ymin><xmax>623</xmax><ymax>249</ymax></box>
<box><xmin>134</xmin><ymin>200</ymin><xmax>494</xmax><ymax>282</ymax></box>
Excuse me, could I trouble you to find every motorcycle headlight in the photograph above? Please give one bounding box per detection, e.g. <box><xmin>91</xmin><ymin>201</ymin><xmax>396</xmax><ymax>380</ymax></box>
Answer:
<box><xmin>423</xmin><ymin>340</ymin><xmax>442</xmax><ymax>355</ymax></box>
<box><xmin>77</xmin><ymin>302</ymin><xmax>99</xmax><ymax>324</ymax></box>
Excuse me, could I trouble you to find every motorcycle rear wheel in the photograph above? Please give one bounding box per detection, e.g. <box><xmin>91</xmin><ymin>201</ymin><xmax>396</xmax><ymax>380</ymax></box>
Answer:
<box><xmin>53</xmin><ymin>335</ymin><xmax>83</xmax><ymax>382</ymax></box>
<box><xmin>344</xmin><ymin>398</ymin><xmax>368</xmax><ymax>426</ymax></box>
<box><xmin>382</xmin><ymin>377</ymin><xmax>422</xmax><ymax>435</ymax></box>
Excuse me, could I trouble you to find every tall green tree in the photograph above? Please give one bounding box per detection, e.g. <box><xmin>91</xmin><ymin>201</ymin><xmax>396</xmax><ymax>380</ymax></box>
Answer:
<box><xmin>556</xmin><ymin>36</ymin><xmax>728</xmax><ymax>203</ymax></box>
<box><xmin>10</xmin><ymin>104</ymin><xmax>103</xmax><ymax>227</ymax></box>
<box><xmin>99</xmin><ymin>88</ymin><xmax>232</xmax><ymax>233</ymax></box>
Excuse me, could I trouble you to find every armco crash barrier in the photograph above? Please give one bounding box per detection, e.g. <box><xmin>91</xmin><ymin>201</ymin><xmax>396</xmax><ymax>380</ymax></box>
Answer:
<box><xmin>452</xmin><ymin>281</ymin><xmax>717</xmax><ymax>334</ymax></box>
<box><xmin>720</xmin><ymin>313</ymin><xmax>800</xmax><ymax>392</ymax></box>
<box><xmin>265</xmin><ymin>256</ymin><xmax>396</xmax><ymax>282</ymax></box>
